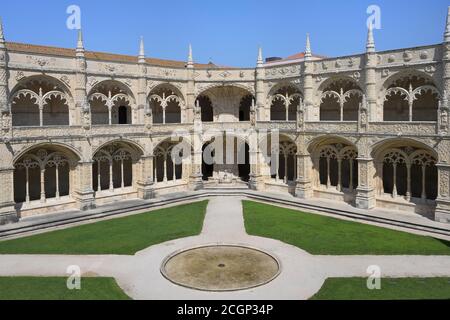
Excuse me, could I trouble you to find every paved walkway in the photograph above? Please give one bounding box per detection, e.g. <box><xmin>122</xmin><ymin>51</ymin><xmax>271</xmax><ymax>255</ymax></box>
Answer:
<box><xmin>0</xmin><ymin>197</ymin><xmax>449</xmax><ymax>300</ymax></box>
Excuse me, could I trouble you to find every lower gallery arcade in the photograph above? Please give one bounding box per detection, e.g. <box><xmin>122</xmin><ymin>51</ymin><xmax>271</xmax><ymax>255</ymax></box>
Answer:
<box><xmin>10</xmin><ymin>135</ymin><xmax>440</xmax><ymax>220</ymax></box>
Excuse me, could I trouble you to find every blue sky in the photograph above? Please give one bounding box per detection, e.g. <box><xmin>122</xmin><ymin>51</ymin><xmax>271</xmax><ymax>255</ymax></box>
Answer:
<box><xmin>1</xmin><ymin>0</ymin><xmax>449</xmax><ymax>67</ymax></box>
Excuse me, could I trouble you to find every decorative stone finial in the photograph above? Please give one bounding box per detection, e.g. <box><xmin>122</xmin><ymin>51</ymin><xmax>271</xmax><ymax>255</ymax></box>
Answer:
<box><xmin>0</xmin><ymin>17</ymin><xmax>5</xmax><ymax>49</ymax></box>
<box><xmin>76</xmin><ymin>29</ymin><xmax>84</xmax><ymax>56</ymax></box>
<box><xmin>138</xmin><ymin>36</ymin><xmax>145</xmax><ymax>63</ymax></box>
<box><xmin>257</xmin><ymin>46</ymin><xmax>263</xmax><ymax>67</ymax></box>
<box><xmin>445</xmin><ymin>6</ymin><xmax>450</xmax><ymax>42</ymax></box>
<box><xmin>187</xmin><ymin>44</ymin><xmax>194</xmax><ymax>68</ymax></box>
<box><xmin>305</xmin><ymin>33</ymin><xmax>312</xmax><ymax>61</ymax></box>
<box><xmin>366</xmin><ymin>23</ymin><xmax>375</xmax><ymax>53</ymax></box>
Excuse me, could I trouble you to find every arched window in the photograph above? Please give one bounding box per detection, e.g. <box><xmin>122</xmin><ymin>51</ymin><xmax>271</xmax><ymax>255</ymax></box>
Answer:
<box><xmin>319</xmin><ymin>79</ymin><xmax>362</xmax><ymax>121</ymax></box>
<box><xmin>14</xmin><ymin>149</ymin><xmax>73</xmax><ymax>203</ymax></box>
<box><xmin>383</xmin><ymin>75</ymin><xmax>439</xmax><ymax>122</ymax></box>
<box><xmin>317</xmin><ymin>143</ymin><xmax>358</xmax><ymax>192</ymax></box>
<box><xmin>11</xmin><ymin>78</ymin><xmax>70</xmax><ymax>127</ymax></box>
<box><xmin>149</xmin><ymin>87</ymin><xmax>183</xmax><ymax>124</ymax></box>
<box><xmin>197</xmin><ymin>95</ymin><xmax>213</xmax><ymax>122</ymax></box>
<box><xmin>381</xmin><ymin>148</ymin><xmax>437</xmax><ymax>200</ymax></box>
<box><xmin>239</xmin><ymin>95</ymin><xmax>253</xmax><ymax>121</ymax></box>
<box><xmin>89</xmin><ymin>81</ymin><xmax>133</xmax><ymax>125</ymax></box>
<box><xmin>93</xmin><ymin>144</ymin><xmax>136</xmax><ymax>192</ymax></box>
<box><xmin>270</xmin><ymin>86</ymin><xmax>302</xmax><ymax>121</ymax></box>
<box><xmin>153</xmin><ymin>140</ymin><xmax>187</xmax><ymax>183</ymax></box>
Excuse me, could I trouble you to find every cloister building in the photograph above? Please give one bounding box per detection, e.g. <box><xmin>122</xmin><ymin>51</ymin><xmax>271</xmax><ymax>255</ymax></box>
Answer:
<box><xmin>1</xmin><ymin>9</ymin><xmax>450</xmax><ymax>225</ymax></box>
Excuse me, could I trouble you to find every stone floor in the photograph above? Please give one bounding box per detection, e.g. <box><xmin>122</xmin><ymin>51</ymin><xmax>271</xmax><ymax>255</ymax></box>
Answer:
<box><xmin>0</xmin><ymin>197</ymin><xmax>450</xmax><ymax>300</ymax></box>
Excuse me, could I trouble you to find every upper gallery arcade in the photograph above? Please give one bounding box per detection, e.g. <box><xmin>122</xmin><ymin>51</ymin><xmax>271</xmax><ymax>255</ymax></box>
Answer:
<box><xmin>0</xmin><ymin>8</ymin><xmax>450</xmax><ymax>225</ymax></box>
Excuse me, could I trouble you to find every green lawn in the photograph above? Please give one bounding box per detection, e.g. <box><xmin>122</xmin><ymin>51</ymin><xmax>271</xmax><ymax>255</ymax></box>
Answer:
<box><xmin>0</xmin><ymin>277</ymin><xmax>130</xmax><ymax>300</ymax></box>
<box><xmin>311</xmin><ymin>277</ymin><xmax>450</xmax><ymax>300</ymax></box>
<box><xmin>243</xmin><ymin>201</ymin><xmax>450</xmax><ymax>255</ymax></box>
<box><xmin>0</xmin><ymin>201</ymin><xmax>208</xmax><ymax>255</ymax></box>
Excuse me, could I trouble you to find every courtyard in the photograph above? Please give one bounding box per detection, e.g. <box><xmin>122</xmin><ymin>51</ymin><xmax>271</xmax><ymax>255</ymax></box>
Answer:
<box><xmin>0</xmin><ymin>196</ymin><xmax>449</xmax><ymax>300</ymax></box>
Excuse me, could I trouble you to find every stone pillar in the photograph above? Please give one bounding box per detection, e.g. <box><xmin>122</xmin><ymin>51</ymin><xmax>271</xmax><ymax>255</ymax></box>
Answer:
<box><xmin>303</xmin><ymin>34</ymin><xmax>316</xmax><ymax>121</ymax></box>
<box><xmin>75</xmin><ymin>30</ymin><xmax>90</xmax><ymax>128</ymax></box>
<box><xmin>435</xmin><ymin>163</ymin><xmax>450</xmax><ymax>223</ymax></box>
<box><xmin>138</xmin><ymin>37</ymin><xmax>148</xmax><ymax>126</ymax></box>
<box><xmin>189</xmin><ymin>131</ymin><xmax>203</xmax><ymax>190</ymax></box>
<box><xmin>0</xmin><ymin>166</ymin><xmax>18</xmax><ymax>224</ymax></box>
<box><xmin>255</xmin><ymin>47</ymin><xmax>266</xmax><ymax>121</ymax></box>
<box><xmin>0</xmin><ymin>20</ymin><xmax>11</xmax><ymax>140</ymax></box>
<box><xmin>248</xmin><ymin>128</ymin><xmax>263</xmax><ymax>190</ymax></box>
<box><xmin>73</xmin><ymin>160</ymin><xmax>96</xmax><ymax>211</ymax></box>
<box><xmin>137</xmin><ymin>155</ymin><xmax>154</xmax><ymax>199</ymax></box>
<box><xmin>355</xmin><ymin>157</ymin><xmax>376</xmax><ymax>209</ymax></box>
<box><xmin>295</xmin><ymin>135</ymin><xmax>313</xmax><ymax>198</ymax></box>
<box><xmin>435</xmin><ymin>136</ymin><xmax>450</xmax><ymax>223</ymax></box>
<box><xmin>443</xmin><ymin>7</ymin><xmax>450</xmax><ymax>95</ymax></box>
<box><xmin>186</xmin><ymin>44</ymin><xmax>195</xmax><ymax>123</ymax></box>
<box><xmin>365</xmin><ymin>25</ymin><xmax>378</xmax><ymax>121</ymax></box>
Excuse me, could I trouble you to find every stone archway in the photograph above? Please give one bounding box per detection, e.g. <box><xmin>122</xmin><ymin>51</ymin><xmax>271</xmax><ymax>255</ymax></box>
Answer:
<box><xmin>14</xmin><ymin>145</ymin><xmax>80</xmax><ymax>204</ymax></box>
<box><xmin>201</xmin><ymin>134</ymin><xmax>250</xmax><ymax>183</ymax></box>
<box><xmin>92</xmin><ymin>141</ymin><xmax>143</xmax><ymax>193</ymax></box>
<box><xmin>10</xmin><ymin>75</ymin><xmax>72</xmax><ymax>127</ymax></box>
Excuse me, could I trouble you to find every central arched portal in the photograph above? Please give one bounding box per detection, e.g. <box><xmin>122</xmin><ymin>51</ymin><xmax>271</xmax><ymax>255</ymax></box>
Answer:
<box><xmin>202</xmin><ymin>134</ymin><xmax>249</xmax><ymax>183</ymax></box>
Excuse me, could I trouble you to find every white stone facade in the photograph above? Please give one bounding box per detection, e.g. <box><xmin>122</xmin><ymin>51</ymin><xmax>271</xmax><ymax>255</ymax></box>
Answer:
<box><xmin>1</xmin><ymin>9</ymin><xmax>450</xmax><ymax>224</ymax></box>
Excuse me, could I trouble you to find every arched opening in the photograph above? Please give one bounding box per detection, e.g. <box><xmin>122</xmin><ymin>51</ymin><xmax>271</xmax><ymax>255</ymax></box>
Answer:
<box><xmin>153</xmin><ymin>140</ymin><xmax>187</xmax><ymax>183</ymax></box>
<box><xmin>11</xmin><ymin>77</ymin><xmax>70</xmax><ymax>127</ymax></box>
<box><xmin>383</xmin><ymin>74</ymin><xmax>439</xmax><ymax>122</ymax></box>
<box><xmin>270</xmin><ymin>86</ymin><xmax>302</xmax><ymax>121</ymax></box>
<box><xmin>14</xmin><ymin>146</ymin><xmax>78</xmax><ymax>204</ymax></box>
<box><xmin>118</xmin><ymin>106</ymin><xmax>128</xmax><ymax>124</ymax></box>
<box><xmin>239</xmin><ymin>95</ymin><xmax>252</xmax><ymax>121</ymax></box>
<box><xmin>93</xmin><ymin>142</ymin><xmax>141</xmax><ymax>193</ymax></box>
<box><xmin>310</xmin><ymin>139</ymin><xmax>358</xmax><ymax>192</ymax></box>
<box><xmin>197</xmin><ymin>86</ymin><xmax>253</xmax><ymax>122</ymax></box>
<box><xmin>238</xmin><ymin>142</ymin><xmax>250</xmax><ymax>181</ymax></box>
<box><xmin>319</xmin><ymin>78</ymin><xmax>362</xmax><ymax>121</ymax></box>
<box><xmin>378</xmin><ymin>147</ymin><xmax>438</xmax><ymax>201</ymax></box>
<box><xmin>149</xmin><ymin>86</ymin><xmax>183</xmax><ymax>124</ymax></box>
<box><xmin>198</xmin><ymin>95</ymin><xmax>213</xmax><ymax>122</ymax></box>
<box><xmin>202</xmin><ymin>142</ymin><xmax>214</xmax><ymax>181</ymax></box>
<box><xmin>89</xmin><ymin>81</ymin><xmax>134</xmax><ymax>125</ymax></box>
<box><xmin>201</xmin><ymin>135</ymin><xmax>249</xmax><ymax>183</ymax></box>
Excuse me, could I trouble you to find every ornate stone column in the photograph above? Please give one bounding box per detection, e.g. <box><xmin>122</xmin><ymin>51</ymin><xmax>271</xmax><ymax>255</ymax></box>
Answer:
<box><xmin>137</xmin><ymin>155</ymin><xmax>154</xmax><ymax>199</ymax></box>
<box><xmin>295</xmin><ymin>135</ymin><xmax>313</xmax><ymax>198</ymax></box>
<box><xmin>303</xmin><ymin>34</ymin><xmax>315</xmax><ymax>121</ymax></box>
<box><xmin>0</xmin><ymin>165</ymin><xmax>17</xmax><ymax>224</ymax></box>
<box><xmin>248</xmin><ymin>128</ymin><xmax>263</xmax><ymax>190</ymax></box>
<box><xmin>255</xmin><ymin>47</ymin><xmax>266</xmax><ymax>121</ymax></box>
<box><xmin>189</xmin><ymin>127</ymin><xmax>203</xmax><ymax>190</ymax></box>
<box><xmin>186</xmin><ymin>44</ymin><xmax>195</xmax><ymax>124</ymax></box>
<box><xmin>365</xmin><ymin>25</ymin><xmax>378</xmax><ymax>122</ymax></box>
<box><xmin>75</xmin><ymin>30</ymin><xmax>90</xmax><ymax>129</ymax></box>
<box><xmin>0</xmin><ymin>23</ymin><xmax>16</xmax><ymax>224</ymax></box>
<box><xmin>355</xmin><ymin>139</ymin><xmax>376</xmax><ymax>209</ymax></box>
<box><xmin>0</xmin><ymin>19</ymin><xmax>11</xmax><ymax>135</ymax></box>
<box><xmin>436</xmin><ymin>163</ymin><xmax>450</xmax><ymax>223</ymax></box>
<box><xmin>73</xmin><ymin>160</ymin><xmax>96</xmax><ymax>211</ymax></box>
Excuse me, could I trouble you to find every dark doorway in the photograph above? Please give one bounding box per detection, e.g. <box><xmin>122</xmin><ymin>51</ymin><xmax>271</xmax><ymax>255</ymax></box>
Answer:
<box><xmin>118</xmin><ymin>106</ymin><xmax>128</xmax><ymax>124</ymax></box>
<box><xmin>202</xmin><ymin>143</ymin><xmax>214</xmax><ymax>181</ymax></box>
<box><xmin>238</xmin><ymin>143</ymin><xmax>250</xmax><ymax>182</ymax></box>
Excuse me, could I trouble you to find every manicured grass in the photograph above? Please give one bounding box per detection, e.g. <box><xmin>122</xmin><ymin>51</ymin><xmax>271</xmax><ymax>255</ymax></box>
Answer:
<box><xmin>311</xmin><ymin>277</ymin><xmax>450</xmax><ymax>300</ymax></box>
<box><xmin>243</xmin><ymin>201</ymin><xmax>450</xmax><ymax>255</ymax></box>
<box><xmin>0</xmin><ymin>276</ymin><xmax>130</xmax><ymax>300</ymax></box>
<box><xmin>0</xmin><ymin>201</ymin><xmax>208</xmax><ymax>255</ymax></box>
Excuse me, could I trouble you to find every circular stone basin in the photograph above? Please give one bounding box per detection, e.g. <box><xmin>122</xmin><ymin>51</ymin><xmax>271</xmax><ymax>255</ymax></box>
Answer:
<box><xmin>161</xmin><ymin>245</ymin><xmax>280</xmax><ymax>291</ymax></box>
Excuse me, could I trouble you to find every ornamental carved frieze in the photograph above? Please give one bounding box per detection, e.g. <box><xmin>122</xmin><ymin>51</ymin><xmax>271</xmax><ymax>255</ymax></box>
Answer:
<box><xmin>265</xmin><ymin>65</ymin><xmax>301</xmax><ymax>78</ymax></box>
<box><xmin>26</xmin><ymin>56</ymin><xmax>56</xmax><ymax>68</ymax></box>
